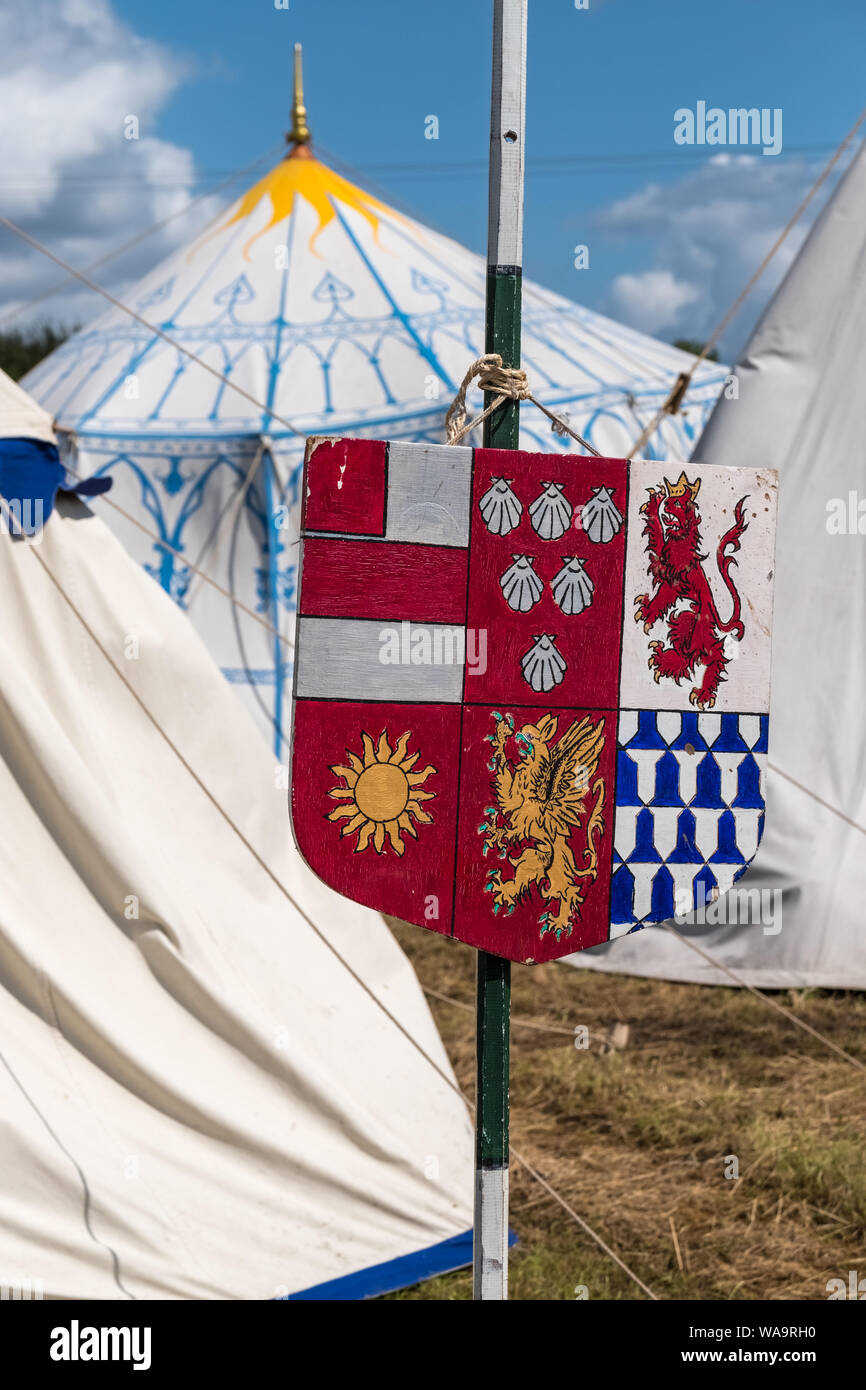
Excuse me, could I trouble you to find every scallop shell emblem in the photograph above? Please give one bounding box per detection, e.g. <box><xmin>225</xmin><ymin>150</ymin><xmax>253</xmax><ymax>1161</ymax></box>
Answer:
<box><xmin>529</xmin><ymin>482</ymin><xmax>572</xmax><ymax>541</ymax></box>
<box><xmin>479</xmin><ymin>478</ymin><xmax>522</xmax><ymax>536</ymax></box>
<box><xmin>551</xmin><ymin>557</ymin><xmax>594</xmax><ymax>616</ymax></box>
<box><xmin>581</xmin><ymin>486</ymin><xmax>623</xmax><ymax>545</ymax></box>
<box><xmin>520</xmin><ymin>634</ymin><xmax>567</xmax><ymax>693</ymax></box>
<box><xmin>499</xmin><ymin>555</ymin><xmax>544</xmax><ymax>613</ymax></box>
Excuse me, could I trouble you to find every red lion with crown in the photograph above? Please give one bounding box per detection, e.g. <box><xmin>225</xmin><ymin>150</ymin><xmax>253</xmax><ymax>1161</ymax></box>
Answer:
<box><xmin>633</xmin><ymin>471</ymin><xmax>748</xmax><ymax>710</ymax></box>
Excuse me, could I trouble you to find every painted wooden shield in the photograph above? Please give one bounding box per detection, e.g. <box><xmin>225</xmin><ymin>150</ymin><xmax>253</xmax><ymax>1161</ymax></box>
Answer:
<box><xmin>290</xmin><ymin>437</ymin><xmax>777</xmax><ymax>965</ymax></box>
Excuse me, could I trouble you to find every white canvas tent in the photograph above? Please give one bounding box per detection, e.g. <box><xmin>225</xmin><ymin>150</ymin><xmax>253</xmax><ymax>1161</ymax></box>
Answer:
<box><xmin>0</xmin><ymin>367</ymin><xmax>473</xmax><ymax>1299</ymax></box>
<box><xmin>571</xmin><ymin>139</ymin><xmax>866</xmax><ymax>990</ymax></box>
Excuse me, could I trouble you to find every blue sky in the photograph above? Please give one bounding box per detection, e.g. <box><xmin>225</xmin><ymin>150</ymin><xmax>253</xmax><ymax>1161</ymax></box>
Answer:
<box><xmin>3</xmin><ymin>0</ymin><xmax>865</xmax><ymax>357</ymax></box>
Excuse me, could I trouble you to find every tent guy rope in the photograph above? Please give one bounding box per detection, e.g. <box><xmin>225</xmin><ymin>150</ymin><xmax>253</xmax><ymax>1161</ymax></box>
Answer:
<box><xmin>425</xmin><ymin>947</ymin><xmax>866</xmax><ymax>1076</ymax></box>
<box><xmin>627</xmin><ymin>109</ymin><xmax>866</xmax><ymax>459</ymax></box>
<box><xmin>0</xmin><ymin>142</ymin><xmax>284</xmax><ymax>331</ymax></box>
<box><xmin>59</xmin><ymin>457</ymin><xmax>296</xmax><ymax>653</ymax></box>
<box><xmin>0</xmin><ymin>213</ymin><xmax>306</xmax><ymax>439</ymax></box>
<box><xmin>182</xmin><ymin>439</ymin><xmax>269</xmax><ymax>615</ymax></box>
<box><xmin>663</xmin><ymin>926</ymin><xmax>866</xmax><ymax>1075</ymax></box>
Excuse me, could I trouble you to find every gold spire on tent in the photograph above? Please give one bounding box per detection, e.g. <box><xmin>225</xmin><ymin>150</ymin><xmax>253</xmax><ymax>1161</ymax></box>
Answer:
<box><xmin>287</xmin><ymin>42</ymin><xmax>312</xmax><ymax>153</ymax></box>
<box><xmin>199</xmin><ymin>39</ymin><xmax>403</xmax><ymax>260</ymax></box>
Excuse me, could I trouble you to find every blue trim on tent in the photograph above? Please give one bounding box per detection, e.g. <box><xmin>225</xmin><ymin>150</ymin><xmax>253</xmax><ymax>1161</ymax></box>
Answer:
<box><xmin>55</xmin><ymin>374</ymin><xmax>727</xmax><ymax>446</ymax></box>
<box><xmin>285</xmin><ymin>1228</ymin><xmax>517</xmax><ymax>1300</ymax></box>
<box><xmin>333</xmin><ymin>205</ymin><xmax>458</xmax><ymax>396</ymax></box>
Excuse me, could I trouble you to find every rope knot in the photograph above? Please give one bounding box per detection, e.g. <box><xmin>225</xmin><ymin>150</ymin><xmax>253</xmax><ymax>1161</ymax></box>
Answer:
<box><xmin>444</xmin><ymin>351</ymin><xmax>599</xmax><ymax>455</ymax></box>
<box><xmin>445</xmin><ymin>353</ymin><xmax>530</xmax><ymax>445</ymax></box>
<box><xmin>478</xmin><ymin>356</ymin><xmax>532</xmax><ymax>401</ymax></box>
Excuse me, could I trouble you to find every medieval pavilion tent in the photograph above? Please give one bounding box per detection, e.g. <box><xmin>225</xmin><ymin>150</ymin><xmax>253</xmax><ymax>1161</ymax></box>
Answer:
<box><xmin>0</xmin><ymin>364</ymin><xmax>474</xmax><ymax>1299</ymax></box>
<box><xmin>22</xmin><ymin>56</ymin><xmax>726</xmax><ymax>756</ymax></box>
<box><xmin>572</xmin><ymin>138</ymin><xmax>866</xmax><ymax>990</ymax></box>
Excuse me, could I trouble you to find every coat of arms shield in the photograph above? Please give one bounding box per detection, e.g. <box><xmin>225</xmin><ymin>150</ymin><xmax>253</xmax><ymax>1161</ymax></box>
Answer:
<box><xmin>290</xmin><ymin>436</ymin><xmax>778</xmax><ymax>965</ymax></box>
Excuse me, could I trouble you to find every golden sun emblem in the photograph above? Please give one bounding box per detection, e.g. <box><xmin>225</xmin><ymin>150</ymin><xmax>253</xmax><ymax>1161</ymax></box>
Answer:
<box><xmin>327</xmin><ymin>730</ymin><xmax>436</xmax><ymax>855</ymax></box>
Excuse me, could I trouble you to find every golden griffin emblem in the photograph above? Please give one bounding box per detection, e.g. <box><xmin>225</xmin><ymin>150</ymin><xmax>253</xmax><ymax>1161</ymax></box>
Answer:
<box><xmin>479</xmin><ymin>711</ymin><xmax>606</xmax><ymax>938</ymax></box>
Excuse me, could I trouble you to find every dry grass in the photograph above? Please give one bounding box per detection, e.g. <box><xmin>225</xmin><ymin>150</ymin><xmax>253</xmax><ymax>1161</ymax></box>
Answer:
<box><xmin>385</xmin><ymin>919</ymin><xmax>866</xmax><ymax>1301</ymax></box>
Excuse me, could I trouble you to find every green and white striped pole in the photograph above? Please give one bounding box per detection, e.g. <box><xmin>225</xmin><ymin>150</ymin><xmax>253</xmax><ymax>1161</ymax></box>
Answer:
<box><xmin>474</xmin><ymin>0</ymin><xmax>527</xmax><ymax>1303</ymax></box>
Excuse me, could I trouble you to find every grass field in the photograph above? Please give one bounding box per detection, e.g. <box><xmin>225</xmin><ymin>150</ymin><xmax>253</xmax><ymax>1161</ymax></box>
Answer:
<box><xmin>386</xmin><ymin>920</ymin><xmax>866</xmax><ymax>1301</ymax></box>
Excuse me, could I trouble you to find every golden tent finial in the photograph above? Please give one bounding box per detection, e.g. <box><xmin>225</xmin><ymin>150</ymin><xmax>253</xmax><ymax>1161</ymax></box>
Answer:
<box><xmin>287</xmin><ymin>43</ymin><xmax>312</xmax><ymax>151</ymax></box>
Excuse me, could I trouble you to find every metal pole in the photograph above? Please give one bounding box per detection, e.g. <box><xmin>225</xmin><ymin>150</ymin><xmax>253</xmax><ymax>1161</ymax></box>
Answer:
<box><xmin>473</xmin><ymin>0</ymin><xmax>527</xmax><ymax>1303</ymax></box>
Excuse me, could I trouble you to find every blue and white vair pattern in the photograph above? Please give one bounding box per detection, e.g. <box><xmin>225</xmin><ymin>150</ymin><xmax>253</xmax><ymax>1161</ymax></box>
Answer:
<box><xmin>610</xmin><ymin>710</ymin><xmax>768</xmax><ymax>936</ymax></box>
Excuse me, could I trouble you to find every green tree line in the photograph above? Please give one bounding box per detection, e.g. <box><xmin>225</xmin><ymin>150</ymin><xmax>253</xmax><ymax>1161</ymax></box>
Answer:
<box><xmin>0</xmin><ymin>325</ymin><xmax>73</xmax><ymax>381</ymax></box>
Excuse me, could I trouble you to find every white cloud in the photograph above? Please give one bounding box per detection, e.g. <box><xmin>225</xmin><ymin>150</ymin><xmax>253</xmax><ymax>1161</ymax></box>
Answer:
<box><xmin>608</xmin><ymin>269</ymin><xmax>701</xmax><ymax>337</ymax></box>
<box><xmin>0</xmin><ymin>0</ymin><xmax>219</xmax><ymax>331</ymax></box>
<box><xmin>593</xmin><ymin>152</ymin><xmax>837</xmax><ymax>358</ymax></box>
